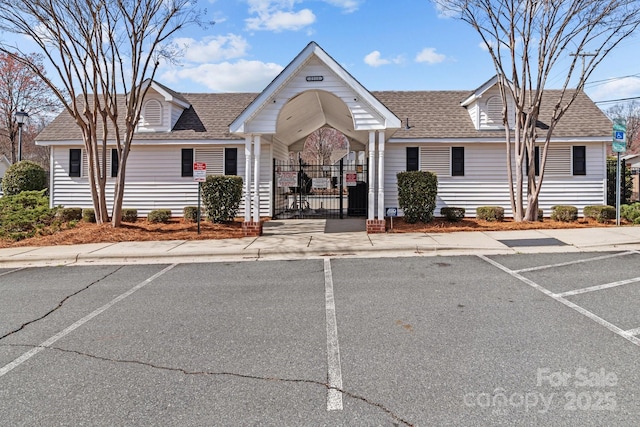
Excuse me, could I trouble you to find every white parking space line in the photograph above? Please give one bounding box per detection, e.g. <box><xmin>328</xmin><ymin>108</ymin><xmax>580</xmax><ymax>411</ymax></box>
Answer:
<box><xmin>324</xmin><ymin>258</ymin><xmax>343</xmax><ymax>411</ymax></box>
<box><xmin>0</xmin><ymin>264</ymin><xmax>177</xmax><ymax>378</ymax></box>
<box><xmin>0</xmin><ymin>267</ymin><xmax>26</xmax><ymax>278</ymax></box>
<box><xmin>625</xmin><ymin>327</ymin><xmax>640</xmax><ymax>336</ymax></box>
<box><xmin>556</xmin><ymin>276</ymin><xmax>640</xmax><ymax>297</ymax></box>
<box><xmin>514</xmin><ymin>251</ymin><xmax>634</xmax><ymax>273</ymax></box>
<box><xmin>478</xmin><ymin>255</ymin><xmax>640</xmax><ymax>347</ymax></box>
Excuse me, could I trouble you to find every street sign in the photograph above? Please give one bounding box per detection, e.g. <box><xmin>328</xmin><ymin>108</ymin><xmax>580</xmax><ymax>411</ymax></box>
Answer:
<box><xmin>193</xmin><ymin>162</ymin><xmax>207</xmax><ymax>182</ymax></box>
<box><xmin>345</xmin><ymin>171</ymin><xmax>357</xmax><ymax>187</ymax></box>
<box><xmin>612</xmin><ymin>119</ymin><xmax>627</xmax><ymax>153</ymax></box>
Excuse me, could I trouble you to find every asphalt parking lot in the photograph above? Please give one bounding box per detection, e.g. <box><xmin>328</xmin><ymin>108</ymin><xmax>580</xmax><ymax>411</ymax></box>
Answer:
<box><xmin>1</xmin><ymin>251</ymin><xmax>639</xmax><ymax>426</ymax></box>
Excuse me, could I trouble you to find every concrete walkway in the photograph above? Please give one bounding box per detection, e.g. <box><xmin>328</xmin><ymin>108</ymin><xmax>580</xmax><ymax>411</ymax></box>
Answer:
<box><xmin>1</xmin><ymin>220</ymin><xmax>640</xmax><ymax>268</ymax></box>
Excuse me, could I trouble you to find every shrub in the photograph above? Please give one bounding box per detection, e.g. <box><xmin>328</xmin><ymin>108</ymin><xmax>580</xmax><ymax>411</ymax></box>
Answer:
<box><xmin>440</xmin><ymin>206</ymin><xmax>465</xmax><ymax>222</ymax></box>
<box><xmin>397</xmin><ymin>171</ymin><xmax>438</xmax><ymax>223</ymax></box>
<box><xmin>476</xmin><ymin>206</ymin><xmax>504</xmax><ymax>222</ymax></box>
<box><xmin>537</xmin><ymin>208</ymin><xmax>544</xmax><ymax>222</ymax></box>
<box><xmin>551</xmin><ymin>205</ymin><xmax>578</xmax><ymax>222</ymax></box>
<box><xmin>82</xmin><ymin>208</ymin><xmax>96</xmax><ymax>223</ymax></box>
<box><xmin>183</xmin><ymin>206</ymin><xmax>200</xmax><ymax>222</ymax></box>
<box><xmin>0</xmin><ymin>190</ymin><xmax>59</xmax><ymax>241</ymax></box>
<box><xmin>121</xmin><ymin>209</ymin><xmax>138</xmax><ymax>223</ymax></box>
<box><xmin>58</xmin><ymin>207</ymin><xmax>83</xmax><ymax>222</ymax></box>
<box><xmin>201</xmin><ymin>176</ymin><xmax>244</xmax><ymax>223</ymax></box>
<box><xmin>583</xmin><ymin>205</ymin><xmax>616</xmax><ymax>223</ymax></box>
<box><xmin>148</xmin><ymin>209</ymin><xmax>172</xmax><ymax>223</ymax></box>
<box><xmin>621</xmin><ymin>202</ymin><xmax>640</xmax><ymax>224</ymax></box>
<box><xmin>2</xmin><ymin>160</ymin><xmax>47</xmax><ymax>196</ymax></box>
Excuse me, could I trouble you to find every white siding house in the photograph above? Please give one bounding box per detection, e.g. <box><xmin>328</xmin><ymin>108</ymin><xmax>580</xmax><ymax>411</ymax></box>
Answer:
<box><xmin>37</xmin><ymin>42</ymin><xmax>612</xmax><ymax>234</ymax></box>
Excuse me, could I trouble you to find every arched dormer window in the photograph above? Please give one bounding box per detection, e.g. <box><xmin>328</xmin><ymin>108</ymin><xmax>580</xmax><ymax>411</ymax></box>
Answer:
<box><xmin>485</xmin><ymin>96</ymin><xmax>502</xmax><ymax>126</ymax></box>
<box><xmin>143</xmin><ymin>99</ymin><xmax>163</xmax><ymax>126</ymax></box>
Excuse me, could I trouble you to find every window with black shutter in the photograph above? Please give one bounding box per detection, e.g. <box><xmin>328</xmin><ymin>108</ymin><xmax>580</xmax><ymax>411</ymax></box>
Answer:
<box><xmin>452</xmin><ymin>147</ymin><xmax>464</xmax><ymax>176</ymax></box>
<box><xmin>181</xmin><ymin>148</ymin><xmax>193</xmax><ymax>177</ymax></box>
<box><xmin>225</xmin><ymin>148</ymin><xmax>238</xmax><ymax>175</ymax></box>
<box><xmin>69</xmin><ymin>149</ymin><xmax>81</xmax><ymax>177</ymax></box>
<box><xmin>406</xmin><ymin>147</ymin><xmax>419</xmax><ymax>171</ymax></box>
<box><xmin>111</xmin><ymin>149</ymin><xmax>118</xmax><ymax>178</ymax></box>
<box><xmin>573</xmin><ymin>146</ymin><xmax>586</xmax><ymax>175</ymax></box>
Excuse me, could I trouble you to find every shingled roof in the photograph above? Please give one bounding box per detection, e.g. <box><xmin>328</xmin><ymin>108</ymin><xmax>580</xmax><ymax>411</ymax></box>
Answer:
<box><xmin>36</xmin><ymin>89</ymin><xmax>611</xmax><ymax>142</ymax></box>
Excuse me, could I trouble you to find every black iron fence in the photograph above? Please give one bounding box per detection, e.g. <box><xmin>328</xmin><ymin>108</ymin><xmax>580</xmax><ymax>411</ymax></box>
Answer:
<box><xmin>273</xmin><ymin>158</ymin><xmax>368</xmax><ymax>219</ymax></box>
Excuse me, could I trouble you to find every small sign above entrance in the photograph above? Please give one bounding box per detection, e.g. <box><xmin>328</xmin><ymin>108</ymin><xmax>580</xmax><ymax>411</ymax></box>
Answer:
<box><xmin>345</xmin><ymin>171</ymin><xmax>357</xmax><ymax>187</ymax></box>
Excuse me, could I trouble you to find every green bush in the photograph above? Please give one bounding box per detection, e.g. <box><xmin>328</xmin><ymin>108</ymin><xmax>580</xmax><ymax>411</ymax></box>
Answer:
<box><xmin>476</xmin><ymin>206</ymin><xmax>504</xmax><ymax>222</ymax></box>
<box><xmin>583</xmin><ymin>205</ymin><xmax>616</xmax><ymax>223</ymax></box>
<box><xmin>537</xmin><ymin>208</ymin><xmax>544</xmax><ymax>222</ymax></box>
<box><xmin>148</xmin><ymin>209</ymin><xmax>172</xmax><ymax>223</ymax></box>
<box><xmin>397</xmin><ymin>171</ymin><xmax>438</xmax><ymax>223</ymax></box>
<box><xmin>82</xmin><ymin>208</ymin><xmax>96</xmax><ymax>223</ymax></box>
<box><xmin>621</xmin><ymin>202</ymin><xmax>640</xmax><ymax>224</ymax></box>
<box><xmin>201</xmin><ymin>176</ymin><xmax>244</xmax><ymax>223</ymax></box>
<box><xmin>0</xmin><ymin>190</ymin><xmax>59</xmax><ymax>241</ymax></box>
<box><xmin>2</xmin><ymin>160</ymin><xmax>47</xmax><ymax>196</ymax></box>
<box><xmin>121</xmin><ymin>209</ymin><xmax>138</xmax><ymax>223</ymax></box>
<box><xmin>58</xmin><ymin>207</ymin><xmax>82</xmax><ymax>222</ymax></box>
<box><xmin>551</xmin><ymin>205</ymin><xmax>578</xmax><ymax>222</ymax></box>
<box><xmin>183</xmin><ymin>206</ymin><xmax>200</xmax><ymax>222</ymax></box>
<box><xmin>440</xmin><ymin>206</ymin><xmax>465</xmax><ymax>222</ymax></box>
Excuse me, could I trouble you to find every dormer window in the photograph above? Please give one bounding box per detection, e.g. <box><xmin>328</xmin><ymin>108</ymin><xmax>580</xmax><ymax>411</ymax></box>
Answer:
<box><xmin>484</xmin><ymin>96</ymin><xmax>502</xmax><ymax>126</ymax></box>
<box><xmin>142</xmin><ymin>99</ymin><xmax>163</xmax><ymax>126</ymax></box>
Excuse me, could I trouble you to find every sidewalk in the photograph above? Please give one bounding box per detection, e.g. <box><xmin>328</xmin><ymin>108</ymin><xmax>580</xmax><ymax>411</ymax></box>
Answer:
<box><xmin>1</xmin><ymin>220</ymin><xmax>640</xmax><ymax>268</ymax></box>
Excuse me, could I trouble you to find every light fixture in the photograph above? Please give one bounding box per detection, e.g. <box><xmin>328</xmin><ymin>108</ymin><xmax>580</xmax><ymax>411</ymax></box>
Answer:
<box><xmin>15</xmin><ymin>110</ymin><xmax>29</xmax><ymax>162</ymax></box>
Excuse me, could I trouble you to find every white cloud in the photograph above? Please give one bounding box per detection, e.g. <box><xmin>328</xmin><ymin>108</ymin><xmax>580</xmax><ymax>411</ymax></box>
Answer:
<box><xmin>364</xmin><ymin>51</ymin><xmax>390</xmax><ymax>67</ymax></box>
<box><xmin>246</xmin><ymin>0</ymin><xmax>316</xmax><ymax>32</ymax></box>
<box><xmin>161</xmin><ymin>60</ymin><xmax>284</xmax><ymax>92</ymax></box>
<box><xmin>322</xmin><ymin>0</ymin><xmax>361</xmax><ymax>13</ymax></box>
<box><xmin>415</xmin><ymin>47</ymin><xmax>446</xmax><ymax>64</ymax></box>
<box><xmin>174</xmin><ymin>34</ymin><xmax>249</xmax><ymax>63</ymax></box>
<box><xmin>589</xmin><ymin>77</ymin><xmax>640</xmax><ymax>103</ymax></box>
<box><xmin>479</xmin><ymin>40</ymin><xmax>495</xmax><ymax>52</ymax></box>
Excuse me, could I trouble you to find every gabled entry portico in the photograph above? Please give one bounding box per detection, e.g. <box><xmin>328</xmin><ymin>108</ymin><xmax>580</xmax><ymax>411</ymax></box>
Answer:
<box><xmin>230</xmin><ymin>42</ymin><xmax>401</xmax><ymax>236</ymax></box>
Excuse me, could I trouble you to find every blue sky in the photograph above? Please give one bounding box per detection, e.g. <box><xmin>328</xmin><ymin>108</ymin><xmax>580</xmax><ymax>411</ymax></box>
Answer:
<box><xmin>6</xmin><ymin>0</ymin><xmax>640</xmax><ymax>107</ymax></box>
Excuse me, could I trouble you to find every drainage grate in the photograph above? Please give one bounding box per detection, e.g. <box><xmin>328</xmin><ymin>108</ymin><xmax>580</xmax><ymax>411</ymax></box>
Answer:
<box><xmin>498</xmin><ymin>238</ymin><xmax>567</xmax><ymax>248</ymax></box>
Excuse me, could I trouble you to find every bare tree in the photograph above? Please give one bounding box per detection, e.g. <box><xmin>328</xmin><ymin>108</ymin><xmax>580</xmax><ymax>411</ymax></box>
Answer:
<box><xmin>300</xmin><ymin>127</ymin><xmax>348</xmax><ymax>165</ymax></box>
<box><xmin>435</xmin><ymin>0</ymin><xmax>640</xmax><ymax>221</ymax></box>
<box><xmin>0</xmin><ymin>0</ymin><xmax>203</xmax><ymax>225</ymax></box>
<box><xmin>606</xmin><ymin>101</ymin><xmax>640</xmax><ymax>154</ymax></box>
<box><xmin>0</xmin><ymin>52</ymin><xmax>59</xmax><ymax>163</ymax></box>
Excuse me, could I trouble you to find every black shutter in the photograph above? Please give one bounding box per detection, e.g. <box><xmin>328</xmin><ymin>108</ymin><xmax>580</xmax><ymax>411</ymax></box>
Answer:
<box><xmin>111</xmin><ymin>149</ymin><xmax>118</xmax><ymax>178</ymax></box>
<box><xmin>225</xmin><ymin>148</ymin><xmax>238</xmax><ymax>175</ymax></box>
<box><xmin>181</xmin><ymin>148</ymin><xmax>193</xmax><ymax>177</ymax></box>
<box><xmin>406</xmin><ymin>147</ymin><xmax>419</xmax><ymax>171</ymax></box>
<box><xmin>452</xmin><ymin>147</ymin><xmax>464</xmax><ymax>176</ymax></box>
<box><xmin>69</xmin><ymin>149</ymin><xmax>81</xmax><ymax>177</ymax></box>
<box><xmin>573</xmin><ymin>146</ymin><xmax>586</xmax><ymax>175</ymax></box>
<box><xmin>526</xmin><ymin>146</ymin><xmax>540</xmax><ymax>176</ymax></box>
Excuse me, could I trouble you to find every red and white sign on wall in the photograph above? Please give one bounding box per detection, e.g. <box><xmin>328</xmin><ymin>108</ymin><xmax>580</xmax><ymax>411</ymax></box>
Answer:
<box><xmin>345</xmin><ymin>171</ymin><xmax>357</xmax><ymax>187</ymax></box>
<box><xmin>193</xmin><ymin>162</ymin><xmax>207</xmax><ymax>182</ymax></box>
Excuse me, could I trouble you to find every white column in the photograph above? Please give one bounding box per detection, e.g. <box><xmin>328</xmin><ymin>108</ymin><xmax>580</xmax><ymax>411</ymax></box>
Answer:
<box><xmin>367</xmin><ymin>131</ymin><xmax>376</xmax><ymax>220</ymax></box>
<box><xmin>377</xmin><ymin>131</ymin><xmax>385</xmax><ymax>220</ymax></box>
<box><xmin>244</xmin><ymin>135</ymin><xmax>252</xmax><ymax>222</ymax></box>
<box><xmin>253</xmin><ymin>134</ymin><xmax>261</xmax><ymax>223</ymax></box>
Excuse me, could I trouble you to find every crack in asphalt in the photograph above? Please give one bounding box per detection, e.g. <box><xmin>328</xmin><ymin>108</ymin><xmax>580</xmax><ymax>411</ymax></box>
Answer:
<box><xmin>3</xmin><ymin>343</ymin><xmax>414</xmax><ymax>426</ymax></box>
<box><xmin>0</xmin><ymin>266</ymin><xmax>125</xmax><ymax>341</ymax></box>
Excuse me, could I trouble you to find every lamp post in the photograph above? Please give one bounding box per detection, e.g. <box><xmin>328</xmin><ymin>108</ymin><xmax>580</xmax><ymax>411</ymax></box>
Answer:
<box><xmin>15</xmin><ymin>110</ymin><xmax>29</xmax><ymax>162</ymax></box>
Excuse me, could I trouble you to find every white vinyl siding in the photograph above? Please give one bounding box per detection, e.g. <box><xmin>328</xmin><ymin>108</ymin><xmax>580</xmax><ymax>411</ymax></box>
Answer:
<box><xmin>420</xmin><ymin>146</ymin><xmax>450</xmax><ymax>176</ymax></box>
<box><xmin>195</xmin><ymin>147</ymin><xmax>224</xmax><ymax>175</ymax></box>
<box><xmin>385</xmin><ymin>142</ymin><xmax>606</xmax><ymax>218</ymax></box>
<box><xmin>81</xmin><ymin>149</ymin><xmax>112</xmax><ymax>179</ymax></box>
<box><xmin>51</xmin><ymin>144</ymin><xmax>271</xmax><ymax>218</ymax></box>
<box><xmin>544</xmin><ymin>145</ymin><xmax>572</xmax><ymax>176</ymax></box>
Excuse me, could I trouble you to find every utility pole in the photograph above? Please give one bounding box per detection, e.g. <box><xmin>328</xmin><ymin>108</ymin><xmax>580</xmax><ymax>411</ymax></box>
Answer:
<box><xmin>570</xmin><ymin>52</ymin><xmax>597</xmax><ymax>75</ymax></box>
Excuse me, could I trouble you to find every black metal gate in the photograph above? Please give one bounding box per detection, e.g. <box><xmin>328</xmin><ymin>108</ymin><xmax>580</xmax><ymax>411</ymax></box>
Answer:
<box><xmin>273</xmin><ymin>158</ymin><xmax>368</xmax><ymax>219</ymax></box>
